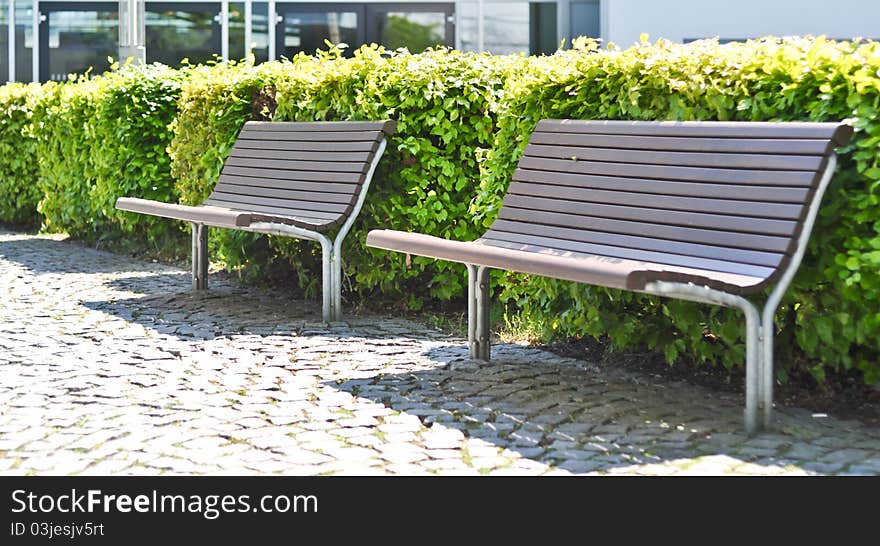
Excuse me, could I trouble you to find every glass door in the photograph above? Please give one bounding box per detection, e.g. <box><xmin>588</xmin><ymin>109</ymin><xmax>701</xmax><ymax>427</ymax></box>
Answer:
<box><xmin>366</xmin><ymin>3</ymin><xmax>453</xmax><ymax>52</ymax></box>
<box><xmin>275</xmin><ymin>3</ymin><xmax>363</xmax><ymax>58</ymax></box>
<box><xmin>145</xmin><ymin>2</ymin><xmax>221</xmax><ymax>67</ymax></box>
<box><xmin>38</xmin><ymin>1</ymin><xmax>118</xmax><ymax>81</ymax></box>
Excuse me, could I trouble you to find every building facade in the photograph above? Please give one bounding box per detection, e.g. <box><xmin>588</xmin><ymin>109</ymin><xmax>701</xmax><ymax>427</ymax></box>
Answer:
<box><xmin>1</xmin><ymin>0</ymin><xmax>875</xmax><ymax>84</ymax></box>
<box><xmin>602</xmin><ymin>0</ymin><xmax>880</xmax><ymax>46</ymax></box>
<box><xmin>0</xmin><ymin>0</ymin><xmax>599</xmax><ymax>82</ymax></box>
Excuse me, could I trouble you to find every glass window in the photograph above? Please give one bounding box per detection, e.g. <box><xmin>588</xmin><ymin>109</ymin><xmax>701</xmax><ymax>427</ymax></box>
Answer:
<box><xmin>42</xmin><ymin>6</ymin><xmax>118</xmax><ymax>81</ymax></box>
<box><xmin>456</xmin><ymin>1</ymin><xmax>477</xmax><ymax>52</ymax></box>
<box><xmin>251</xmin><ymin>1</ymin><xmax>267</xmax><ymax>63</ymax></box>
<box><xmin>374</xmin><ymin>11</ymin><xmax>446</xmax><ymax>52</ymax></box>
<box><xmin>484</xmin><ymin>2</ymin><xmax>530</xmax><ymax>54</ymax></box>
<box><xmin>229</xmin><ymin>1</ymin><xmax>244</xmax><ymax>60</ymax></box>
<box><xmin>15</xmin><ymin>0</ymin><xmax>32</xmax><ymax>81</ymax></box>
<box><xmin>280</xmin><ymin>10</ymin><xmax>359</xmax><ymax>57</ymax></box>
<box><xmin>571</xmin><ymin>0</ymin><xmax>599</xmax><ymax>40</ymax></box>
<box><xmin>529</xmin><ymin>2</ymin><xmax>556</xmax><ymax>55</ymax></box>
<box><xmin>145</xmin><ymin>2</ymin><xmax>221</xmax><ymax>67</ymax></box>
<box><xmin>1</xmin><ymin>0</ymin><xmax>8</xmax><ymax>82</ymax></box>
<box><xmin>456</xmin><ymin>1</ymin><xmax>556</xmax><ymax>55</ymax></box>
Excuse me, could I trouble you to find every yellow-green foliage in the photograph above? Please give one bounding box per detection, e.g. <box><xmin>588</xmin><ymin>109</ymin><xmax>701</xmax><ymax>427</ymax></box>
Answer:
<box><xmin>32</xmin><ymin>63</ymin><xmax>187</xmax><ymax>244</ymax></box>
<box><xmin>0</xmin><ymin>83</ymin><xmax>43</xmax><ymax>225</ymax></box>
<box><xmin>476</xmin><ymin>37</ymin><xmax>880</xmax><ymax>384</ymax></box>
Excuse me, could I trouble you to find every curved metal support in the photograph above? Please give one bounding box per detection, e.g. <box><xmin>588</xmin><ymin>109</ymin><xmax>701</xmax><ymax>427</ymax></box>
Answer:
<box><xmin>244</xmin><ymin>222</ymin><xmax>334</xmax><ymax>322</ymax></box>
<box><xmin>643</xmin><ymin>155</ymin><xmax>840</xmax><ymax>434</ymax></box>
<box><xmin>644</xmin><ymin>281</ymin><xmax>762</xmax><ymax>435</ymax></box>
<box><xmin>759</xmin><ymin>154</ymin><xmax>838</xmax><ymax>428</ymax></box>
<box><xmin>331</xmin><ymin>138</ymin><xmax>387</xmax><ymax>321</ymax></box>
<box><xmin>243</xmin><ymin>137</ymin><xmax>389</xmax><ymax>323</ymax></box>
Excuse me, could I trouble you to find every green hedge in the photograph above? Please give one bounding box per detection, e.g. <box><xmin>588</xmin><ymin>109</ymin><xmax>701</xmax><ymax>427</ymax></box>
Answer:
<box><xmin>169</xmin><ymin>46</ymin><xmax>519</xmax><ymax>300</ymax></box>
<box><xmin>0</xmin><ymin>38</ymin><xmax>878</xmax><ymax>386</ymax></box>
<box><xmin>33</xmin><ymin>63</ymin><xmax>186</xmax><ymax>245</ymax></box>
<box><xmin>475</xmin><ymin>37</ymin><xmax>880</xmax><ymax>384</ymax></box>
<box><xmin>0</xmin><ymin>83</ymin><xmax>42</xmax><ymax>225</ymax></box>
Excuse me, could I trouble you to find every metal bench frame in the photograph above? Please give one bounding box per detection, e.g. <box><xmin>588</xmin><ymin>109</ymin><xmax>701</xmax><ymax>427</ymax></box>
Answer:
<box><xmin>370</xmin><ymin>120</ymin><xmax>850</xmax><ymax>435</ymax></box>
<box><xmin>189</xmin><ymin>139</ymin><xmax>386</xmax><ymax>322</ymax></box>
<box><xmin>463</xmin><ymin>155</ymin><xmax>838</xmax><ymax>435</ymax></box>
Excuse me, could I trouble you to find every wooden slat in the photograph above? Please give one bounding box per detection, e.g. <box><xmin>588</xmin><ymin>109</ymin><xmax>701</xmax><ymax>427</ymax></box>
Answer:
<box><xmin>211</xmin><ymin>183</ymin><xmax>355</xmax><ymax>205</ymax></box>
<box><xmin>502</xmin><ymin>195</ymin><xmax>798</xmax><ymax>236</ymax></box>
<box><xmin>483</xmin><ymin>230</ymin><xmax>777</xmax><ymax>279</ymax></box>
<box><xmin>243</xmin><ymin>120</ymin><xmax>396</xmax><ymax>135</ymax></box>
<box><xmin>224</xmin><ymin>156</ymin><xmax>368</xmax><ymax>174</ymax></box>
<box><xmin>220</xmin><ymin>165</ymin><xmax>364</xmax><ymax>184</ymax></box>
<box><xmin>236</xmin><ymin>129</ymin><xmax>383</xmax><ymax>142</ymax></box>
<box><xmin>233</xmin><ymin>139</ymin><xmax>379</xmax><ymax>153</ymax></box>
<box><xmin>517</xmin><ymin>157</ymin><xmax>816</xmax><ymax>186</ymax></box>
<box><xmin>506</xmin><ymin>181</ymin><xmax>803</xmax><ymax>220</ymax></box>
<box><xmin>216</xmin><ymin>174</ymin><xmax>360</xmax><ymax>195</ymax></box>
<box><xmin>512</xmin><ymin>169</ymin><xmax>810</xmax><ymax>203</ymax></box>
<box><xmin>535</xmin><ymin>119</ymin><xmax>848</xmax><ymax>141</ymax></box>
<box><xmin>203</xmin><ymin>198</ymin><xmax>340</xmax><ymax>222</ymax></box>
<box><xmin>497</xmin><ymin>207</ymin><xmax>791</xmax><ymax>253</ymax></box>
<box><xmin>523</xmin><ymin>143</ymin><xmax>823</xmax><ymax>171</ymax></box>
<box><xmin>228</xmin><ymin>146</ymin><xmax>373</xmax><ymax>163</ymax></box>
<box><xmin>525</xmin><ymin>133</ymin><xmax>832</xmax><ymax>155</ymax></box>
<box><xmin>207</xmin><ymin>192</ymin><xmax>350</xmax><ymax>214</ymax></box>
<box><xmin>486</xmin><ymin>220</ymin><xmax>785</xmax><ymax>267</ymax></box>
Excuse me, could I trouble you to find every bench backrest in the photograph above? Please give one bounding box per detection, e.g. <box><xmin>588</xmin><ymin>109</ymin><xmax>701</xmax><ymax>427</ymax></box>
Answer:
<box><xmin>204</xmin><ymin>120</ymin><xmax>396</xmax><ymax>230</ymax></box>
<box><xmin>484</xmin><ymin>119</ymin><xmax>852</xmax><ymax>292</ymax></box>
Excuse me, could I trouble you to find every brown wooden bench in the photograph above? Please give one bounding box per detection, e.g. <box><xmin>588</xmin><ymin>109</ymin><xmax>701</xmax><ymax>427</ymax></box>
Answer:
<box><xmin>366</xmin><ymin>119</ymin><xmax>852</xmax><ymax>433</ymax></box>
<box><xmin>117</xmin><ymin>120</ymin><xmax>396</xmax><ymax>322</ymax></box>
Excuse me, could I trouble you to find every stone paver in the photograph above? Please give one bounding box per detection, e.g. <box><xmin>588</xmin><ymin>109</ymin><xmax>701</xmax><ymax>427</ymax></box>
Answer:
<box><xmin>1</xmin><ymin>229</ymin><xmax>879</xmax><ymax>475</ymax></box>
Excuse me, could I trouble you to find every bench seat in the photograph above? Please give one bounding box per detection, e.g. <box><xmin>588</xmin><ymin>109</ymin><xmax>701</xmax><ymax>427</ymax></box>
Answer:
<box><xmin>116</xmin><ymin>197</ymin><xmax>344</xmax><ymax>232</ymax></box>
<box><xmin>367</xmin><ymin>230</ymin><xmax>767</xmax><ymax>295</ymax></box>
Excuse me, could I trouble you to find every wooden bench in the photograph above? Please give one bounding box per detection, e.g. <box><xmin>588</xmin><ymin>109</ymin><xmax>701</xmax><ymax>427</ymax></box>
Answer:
<box><xmin>117</xmin><ymin>120</ymin><xmax>396</xmax><ymax>322</ymax></box>
<box><xmin>366</xmin><ymin>119</ymin><xmax>852</xmax><ymax>433</ymax></box>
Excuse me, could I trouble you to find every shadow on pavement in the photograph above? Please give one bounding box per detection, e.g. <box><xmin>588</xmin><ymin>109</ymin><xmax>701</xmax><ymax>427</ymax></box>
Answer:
<box><xmin>325</xmin><ymin>343</ymin><xmax>838</xmax><ymax>474</ymax></box>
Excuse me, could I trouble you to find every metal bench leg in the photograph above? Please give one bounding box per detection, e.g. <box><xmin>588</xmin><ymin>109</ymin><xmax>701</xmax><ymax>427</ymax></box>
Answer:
<box><xmin>760</xmin><ymin>315</ymin><xmax>775</xmax><ymax>430</ymax></box>
<box><xmin>467</xmin><ymin>264</ymin><xmax>490</xmax><ymax>361</ymax></box>
<box><xmin>317</xmin><ymin>235</ymin><xmax>333</xmax><ymax>323</ymax></box>
<box><xmin>330</xmin><ymin>243</ymin><xmax>343</xmax><ymax>322</ymax></box>
<box><xmin>741</xmin><ymin>303</ymin><xmax>762</xmax><ymax>436</ymax></box>
<box><xmin>191</xmin><ymin>223</ymin><xmax>208</xmax><ymax>290</ymax></box>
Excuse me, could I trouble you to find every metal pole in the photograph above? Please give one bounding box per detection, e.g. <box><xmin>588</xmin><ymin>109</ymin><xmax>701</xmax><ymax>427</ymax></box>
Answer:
<box><xmin>244</xmin><ymin>0</ymin><xmax>252</xmax><ymax>59</ymax></box>
<box><xmin>8</xmin><ymin>0</ymin><xmax>15</xmax><ymax>82</ymax></box>
<box><xmin>191</xmin><ymin>223</ymin><xmax>200</xmax><ymax>290</ymax></box>
<box><xmin>267</xmin><ymin>0</ymin><xmax>275</xmax><ymax>61</ymax></box>
<box><xmin>476</xmin><ymin>0</ymin><xmax>484</xmax><ymax>52</ymax></box>
<box><xmin>31</xmin><ymin>0</ymin><xmax>38</xmax><ymax>82</ymax></box>
<box><xmin>220</xmin><ymin>0</ymin><xmax>228</xmax><ymax>61</ymax></box>
<box><xmin>118</xmin><ymin>0</ymin><xmax>145</xmax><ymax>65</ymax></box>
<box><xmin>474</xmin><ymin>265</ymin><xmax>490</xmax><ymax>360</ymax></box>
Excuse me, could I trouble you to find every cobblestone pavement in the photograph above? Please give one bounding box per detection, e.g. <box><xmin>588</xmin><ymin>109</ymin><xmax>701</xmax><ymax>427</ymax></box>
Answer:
<box><xmin>1</xmin><ymin>230</ymin><xmax>879</xmax><ymax>476</ymax></box>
